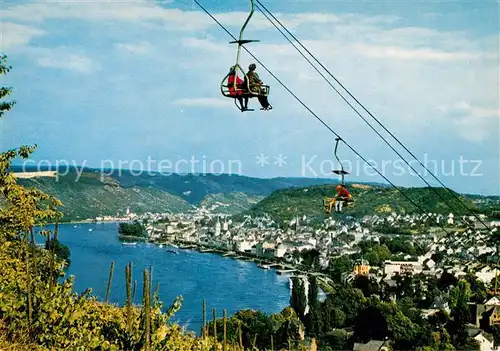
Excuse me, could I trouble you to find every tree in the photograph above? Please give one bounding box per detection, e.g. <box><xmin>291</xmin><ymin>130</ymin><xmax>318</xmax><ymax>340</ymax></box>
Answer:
<box><xmin>425</xmin><ymin>276</ymin><xmax>441</xmax><ymax>306</ymax></box>
<box><xmin>292</xmin><ymin>250</ymin><xmax>303</xmax><ymax>265</ymax></box>
<box><xmin>427</xmin><ymin>309</ymin><xmax>450</xmax><ymax>330</ymax></box>
<box><xmin>328</xmin><ymin>286</ymin><xmax>366</xmax><ymax>325</ymax></box>
<box><xmin>353</xmin><ymin>305</ymin><xmax>388</xmax><ymax>343</ymax></box>
<box><xmin>448</xmin><ymin>280</ymin><xmax>472</xmax><ymax>348</ymax></box>
<box><xmin>320</xmin><ymin>329</ymin><xmax>349</xmax><ymax>351</ymax></box>
<box><xmin>322</xmin><ymin>296</ymin><xmax>346</xmax><ymax>333</ymax></box>
<box><xmin>0</xmin><ymin>54</ymin><xmax>264</xmax><ymax>351</ymax></box>
<box><xmin>328</xmin><ymin>255</ymin><xmax>352</xmax><ymax>283</ymax></box>
<box><xmin>45</xmin><ymin>238</ymin><xmax>71</xmax><ymax>266</ymax></box>
<box><xmin>353</xmin><ymin>275</ymin><xmax>380</xmax><ymax>298</ymax></box>
<box><xmin>305</xmin><ymin>275</ymin><xmax>321</xmax><ymax>337</ymax></box>
<box><xmin>365</xmin><ymin>251</ymin><xmax>381</xmax><ymax>266</ymax></box>
<box><xmin>0</xmin><ymin>55</ymin><xmax>16</xmax><ymax>118</ymax></box>
<box><xmin>431</xmin><ymin>251</ymin><xmax>446</xmax><ymax>264</ymax></box>
<box><xmin>233</xmin><ymin>310</ymin><xmax>272</xmax><ymax>350</ymax></box>
<box><xmin>361</xmin><ymin>243</ymin><xmax>391</xmax><ymax>266</ymax></box>
<box><xmin>386</xmin><ymin>309</ymin><xmax>419</xmax><ymax>349</ymax></box>
<box><xmin>464</xmin><ymin>273</ymin><xmax>487</xmax><ymax>303</ymax></box>
<box><xmin>118</xmin><ymin>221</ymin><xmax>146</xmax><ymax>238</ymax></box>
<box><xmin>290</xmin><ymin>277</ymin><xmax>307</xmax><ymax>322</ymax></box>
<box><xmin>438</xmin><ymin>272</ymin><xmax>458</xmax><ymax>292</ymax></box>
<box><xmin>491</xmin><ymin>326</ymin><xmax>500</xmax><ymax>349</ymax></box>
<box><xmin>0</xmin><ymin>56</ymin><xmax>61</xmax><ymax>235</ymax></box>
<box><xmin>272</xmin><ymin>307</ymin><xmax>305</xmax><ymax>350</ymax></box>
<box><xmin>337</xmin><ymin>233</ymin><xmax>355</xmax><ymax>244</ymax></box>
<box><xmin>373</xmin><ymin>244</ymin><xmax>391</xmax><ymax>262</ymax></box>
<box><xmin>417</xmin><ymin>330</ymin><xmax>455</xmax><ymax>351</ymax></box>
<box><xmin>300</xmin><ymin>249</ymin><xmax>321</xmax><ymax>270</ymax></box>
<box><xmin>393</xmin><ymin>273</ymin><xmax>415</xmax><ymax>300</ymax></box>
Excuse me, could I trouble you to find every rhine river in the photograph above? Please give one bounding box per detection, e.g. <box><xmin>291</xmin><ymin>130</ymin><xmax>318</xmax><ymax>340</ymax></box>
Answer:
<box><xmin>34</xmin><ymin>222</ymin><xmax>290</xmax><ymax>335</ymax></box>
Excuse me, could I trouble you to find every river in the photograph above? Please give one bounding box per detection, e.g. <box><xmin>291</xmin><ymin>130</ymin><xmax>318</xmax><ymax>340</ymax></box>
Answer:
<box><xmin>34</xmin><ymin>222</ymin><xmax>291</xmax><ymax>335</ymax></box>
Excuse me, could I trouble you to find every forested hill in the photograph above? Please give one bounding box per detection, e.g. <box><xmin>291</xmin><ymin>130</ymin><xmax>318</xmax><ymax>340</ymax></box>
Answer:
<box><xmin>241</xmin><ymin>182</ymin><xmax>496</xmax><ymax>225</ymax></box>
<box><xmin>11</xmin><ymin>167</ymin><xmax>497</xmax><ymax>222</ymax></box>
<box><xmin>12</xmin><ymin>166</ymin><xmax>347</xmax><ymax>203</ymax></box>
<box><xmin>11</xmin><ymin>167</ymin><xmax>345</xmax><ymax>220</ymax></box>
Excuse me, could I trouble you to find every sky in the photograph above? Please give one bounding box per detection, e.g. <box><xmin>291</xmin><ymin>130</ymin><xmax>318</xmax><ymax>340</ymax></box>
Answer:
<box><xmin>1</xmin><ymin>0</ymin><xmax>499</xmax><ymax>195</ymax></box>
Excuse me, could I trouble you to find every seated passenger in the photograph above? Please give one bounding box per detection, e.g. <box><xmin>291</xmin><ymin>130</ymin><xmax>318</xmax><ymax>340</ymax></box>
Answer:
<box><xmin>244</xmin><ymin>63</ymin><xmax>272</xmax><ymax>111</ymax></box>
<box><xmin>227</xmin><ymin>66</ymin><xmax>245</xmax><ymax>110</ymax></box>
<box><xmin>323</xmin><ymin>196</ymin><xmax>336</xmax><ymax>215</ymax></box>
<box><xmin>334</xmin><ymin>184</ymin><xmax>353</xmax><ymax>212</ymax></box>
<box><xmin>228</xmin><ymin>66</ymin><xmax>244</xmax><ymax>94</ymax></box>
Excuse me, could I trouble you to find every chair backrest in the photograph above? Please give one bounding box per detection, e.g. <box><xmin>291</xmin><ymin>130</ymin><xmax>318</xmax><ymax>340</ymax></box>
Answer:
<box><xmin>227</xmin><ymin>74</ymin><xmax>236</xmax><ymax>93</ymax></box>
<box><xmin>227</xmin><ymin>73</ymin><xmax>245</xmax><ymax>96</ymax></box>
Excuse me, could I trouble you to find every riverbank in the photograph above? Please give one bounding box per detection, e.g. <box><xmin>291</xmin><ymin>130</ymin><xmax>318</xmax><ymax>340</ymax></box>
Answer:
<box><xmin>118</xmin><ymin>234</ymin><xmax>148</xmax><ymax>242</ymax></box>
<box><xmin>43</xmin><ymin>218</ymin><xmax>132</xmax><ymax>226</ymax></box>
<box><xmin>157</xmin><ymin>239</ymin><xmax>333</xmax><ymax>286</ymax></box>
<box><xmin>37</xmin><ymin>222</ymin><xmax>292</xmax><ymax>335</ymax></box>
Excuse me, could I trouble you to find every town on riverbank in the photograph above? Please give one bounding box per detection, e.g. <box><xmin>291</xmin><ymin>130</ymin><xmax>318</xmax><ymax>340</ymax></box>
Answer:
<box><xmin>66</xmin><ymin>193</ymin><xmax>500</xmax><ymax>350</ymax></box>
<box><xmin>108</xmin><ymin>204</ymin><xmax>500</xmax><ymax>295</ymax></box>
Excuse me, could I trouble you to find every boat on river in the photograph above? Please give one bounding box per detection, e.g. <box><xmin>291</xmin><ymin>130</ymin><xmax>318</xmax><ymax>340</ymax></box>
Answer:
<box><xmin>122</xmin><ymin>242</ymin><xmax>137</xmax><ymax>246</ymax></box>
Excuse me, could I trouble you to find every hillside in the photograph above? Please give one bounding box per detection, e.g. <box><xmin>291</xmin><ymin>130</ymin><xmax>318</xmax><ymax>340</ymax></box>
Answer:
<box><xmin>11</xmin><ymin>167</ymin><xmax>495</xmax><ymax>222</ymax></box>
<box><xmin>242</xmin><ymin>182</ymin><xmax>482</xmax><ymax>225</ymax></box>
<box><xmin>199</xmin><ymin>192</ymin><xmax>265</xmax><ymax>214</ymax></box>
<box><xmin>105</xmin><ymin>170</ymin><xmax>343</xmax><ymax>204</ymax></box>
<box><xmin>12</xmin><ymin>166</ymin><xmax>346</xmax><ymax>205</ymax></box>
<box><xmin>12</xmin><ymin>168</ymin><xmax>344</xmax><ymax>220</ymax></box>
<box><xmin>17</xmin><ymin>172</ymin><xmax>192</xmax><ymax>220</ymax></box>
<box><xmin>467</xmin><ymin>194</ymin><xmax>500</xmax><ymax>217</ymax></box>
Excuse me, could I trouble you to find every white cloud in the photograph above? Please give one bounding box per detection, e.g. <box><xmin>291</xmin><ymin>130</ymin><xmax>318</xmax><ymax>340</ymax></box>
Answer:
<box><xmin>0</xmin><ymin>22</ymin><xmax>46</xmax><ymax>51</ymax></box>
<box><xmin>3</xmin><ymin>1</ymin><xmax>214</xmax><ymax>30</ymax></box>
<box><xmin>454</xmin><ymin>117</ymin><xmax>493</xmax><ymax>143</ymax></box>
<box><xmin>1</xmin><ymin>1</ymin><xmax>398</xmax><ymax>41</ymax></box>
<box><xmin>37</xmin><ymin>53</ymin><xmax>95</xmax><ymax>73</ymax></box>
<box><xmin>440</xmin><ymin>102</ymin><xmax>499</xmax><ymax>118</ymax></box>
<box><xmin>3</xmin><ymin>0</ymin><xmax>498</xmax><ymax>149</ymax></box>
<box><xmin>181</xmin><ymin>37</ymin><xmax>231</xmax><ymax>53</ymax></box>
<box><xmin>350</xmin><ymin>43</ymin><xmax>489</xmax><ymax>61</ymax></box>
<box><xmin>440</xmin><ymin>102</ymin><xmax>500</xmax><ymax>142</ymax></box>
<box><xmin>172</xmin><ymin>98</ymin><xmax>234</xmax><ymax>108</ymax></box>
<box><xmin>115</xmin><ymin>41</ymin><xmax>154</xmax><ymax>55</ymax></box>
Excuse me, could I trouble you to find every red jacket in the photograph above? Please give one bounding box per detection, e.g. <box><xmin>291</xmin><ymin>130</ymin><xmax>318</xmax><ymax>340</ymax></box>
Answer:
<box><xmin>228</xmin><ymin>74</ymin><xmax>243</xmax><ymax>96</ymax></box>
<box><xmin>337</xmin><ymin>187</ymin><xmax>351</xmax><ymax>198</ymax></box>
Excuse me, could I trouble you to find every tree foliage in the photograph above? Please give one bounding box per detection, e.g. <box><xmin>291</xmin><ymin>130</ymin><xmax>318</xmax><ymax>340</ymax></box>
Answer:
<box><xmin>44</xmin><ymin>238</ymin><xmax>71</xmax><ymax>266</ymax></box>
<box><xmin>207</xmin><ymin>307</ymin><xmax>306</xmax><ymax>350</ymax></box>
<box><xmin>118</xmin><ymin>221</ymin><xmax>146</xmax><ymax>238</ymax></box>
<box><xmin>0</xmin><ymin>55</ymin><xmax>16</xmax><ymax>119</ymax></box>
<box><xmin>290</xmin><ymin>276</ymin><xmax>308</xmax><ymax>325</ymax></box>
<box><xmin>0</xmin><ymin>55</ymin><xmax>255</xmax><ymax>350</ymax></box>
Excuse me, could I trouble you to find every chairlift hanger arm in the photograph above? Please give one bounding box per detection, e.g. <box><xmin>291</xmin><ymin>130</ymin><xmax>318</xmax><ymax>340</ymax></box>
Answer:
<box><xmin>334</xmin><ymin>137</ymin><xmax>342</xmax><ymax>166</ymax></box>
<box><xmin>332</xmin><ymin>138</ymin><xmax>349</xmax><ymax>184</ymax></box>
<box><xmin>239</xmin><ymin>0</ymin><xmax>255</xmax><ymax>42</ymax></box>
<box><xmin>229</xmin><ymin>39</ymin><xmax>260</xmax><ymax>44</ymax></box>
<box><xmin>233</xmin><ymin>0</ymin><xmax>259</xmax><ymax>66</ymax></box>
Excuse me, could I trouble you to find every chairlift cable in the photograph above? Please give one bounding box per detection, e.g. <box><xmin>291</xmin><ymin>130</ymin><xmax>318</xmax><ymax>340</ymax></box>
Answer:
<box><xmin>253</xmin><ymin>1</ymin><xmax>491</xmax><ymax>248</ymax></box>
<box><xmin>192</xmin><ymin>0</ymin><xmax>461</xmax><ymax>236</ymax></box>
<box><xmin>254</xmin><ymin>0</ymin><xmax>492</xmax><ymax>232</ymax></box>
<box><xmin>194</xmin><ymin>0</ymin><xmax>490</xmax><ymax>256</ymax></box>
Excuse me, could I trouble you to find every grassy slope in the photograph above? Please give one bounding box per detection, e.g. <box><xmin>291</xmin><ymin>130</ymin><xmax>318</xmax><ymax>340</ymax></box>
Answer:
<box><xmin>109</xmin><ymin>171</ymin><xmax>343</xmax><ymax>204</ymax></box>
<box><xmin>11</xmin><ymin>169</ymin><xmax>348</xmax><ymax>220</ymax></box>
<box><xmin>200</xmin><ymin>192</ymin><xmax>265</xmax><ymax>214</ymax></box>
<box><xmin>242</xmin><ymin>183</ymin><xmax>480</xmax><ymax>224</ymax></box>
<box><xmin>17</xmin><ymin>172</ymin><xmax>191</xmax><ymax>220</ymax></box>
<box><xmin>12</xmin><ymin>168</ymin><xmax>495</xmax><ymax>222</ymax></box>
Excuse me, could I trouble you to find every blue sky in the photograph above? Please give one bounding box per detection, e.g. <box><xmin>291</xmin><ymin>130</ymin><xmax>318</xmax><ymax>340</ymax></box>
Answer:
<box><xmin>1</xmin><ymin>0</ymin><xmax>499</xmax><ymax>195</ymax></box>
